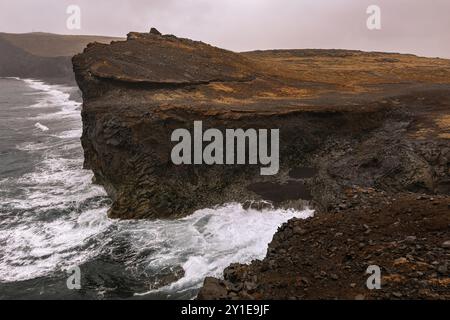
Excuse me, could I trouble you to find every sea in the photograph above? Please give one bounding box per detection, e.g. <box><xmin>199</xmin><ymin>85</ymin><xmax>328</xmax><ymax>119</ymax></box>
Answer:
<box><xmin>0</xmin><ymin>77</ymin><xmax>314</xmax><ymax>299</ymax></box>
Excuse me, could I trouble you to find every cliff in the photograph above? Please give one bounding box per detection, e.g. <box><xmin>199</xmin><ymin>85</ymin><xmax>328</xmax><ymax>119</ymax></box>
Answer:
<box><xmin>73</xmin><ymin>30</ymin><xmax>450</xmax><ymax>220</ymax></box>
<box><xmin>72</xmin><ymin>29</ymin><xmax>450</xmax><ymax>299</ymax></box>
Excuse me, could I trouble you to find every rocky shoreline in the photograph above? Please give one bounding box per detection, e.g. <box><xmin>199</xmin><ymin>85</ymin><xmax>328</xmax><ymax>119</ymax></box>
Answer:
<box><xmin>72</xmin><ymin>29</ymin><xmax>450</xmax><ymax>299</ymax></box>
<box><xmin>198</xmin><ymin>192</ymin><xmax>450</xmax><ymax>300</ymax></box>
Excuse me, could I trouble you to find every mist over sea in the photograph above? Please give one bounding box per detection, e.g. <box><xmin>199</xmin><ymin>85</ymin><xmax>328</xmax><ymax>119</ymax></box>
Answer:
<box><xmin>0</xmin><ymin>78</ymin><xmax>313</xmax><ymax>299</ymax></box>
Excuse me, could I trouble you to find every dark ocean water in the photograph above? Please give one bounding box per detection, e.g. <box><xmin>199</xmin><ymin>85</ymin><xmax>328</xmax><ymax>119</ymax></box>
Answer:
<box><xmin>0</xmin><ymin>78</ymin><xmax>313</xmax><ymax>299</ymax></box>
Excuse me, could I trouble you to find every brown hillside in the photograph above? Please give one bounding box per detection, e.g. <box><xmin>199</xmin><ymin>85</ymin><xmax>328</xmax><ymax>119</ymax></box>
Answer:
<box><xmin>0</xmin><ymin>32</ymin><xmax>124</xmax><ymax>57</ymax></box>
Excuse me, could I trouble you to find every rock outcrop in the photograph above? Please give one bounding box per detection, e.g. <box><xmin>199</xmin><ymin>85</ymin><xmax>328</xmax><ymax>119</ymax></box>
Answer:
<box><xmin>73</xmin><ymin>30</ymin><xmax>450</xmax><ymax>219</ymax></box>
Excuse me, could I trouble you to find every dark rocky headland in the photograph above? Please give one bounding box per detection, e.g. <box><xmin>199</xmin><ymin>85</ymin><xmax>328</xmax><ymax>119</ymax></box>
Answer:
<box><xmin>72</xmin><ymin>30</ymin><xmax>450</xmax><ymax>299</ymax></box>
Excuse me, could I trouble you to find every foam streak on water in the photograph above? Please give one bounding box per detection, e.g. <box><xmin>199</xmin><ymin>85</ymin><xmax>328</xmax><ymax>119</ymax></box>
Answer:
<box><xmin>0</xmin><ymin>78</ymin><xmax>314</xmax><ymax>299</ymax></box>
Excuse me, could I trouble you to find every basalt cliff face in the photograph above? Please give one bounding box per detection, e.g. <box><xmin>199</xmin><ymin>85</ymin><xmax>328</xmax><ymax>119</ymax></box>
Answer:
<box><xmin>73</xmin><ymin>30</ymin><xmax>450</xmax><ymax>220</ymax></box>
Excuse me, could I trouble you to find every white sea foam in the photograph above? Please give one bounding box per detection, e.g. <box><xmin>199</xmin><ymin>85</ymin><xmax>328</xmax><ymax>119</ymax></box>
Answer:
<box><xmin>15</xmin><ymin>141</ymin><xmax>50</xmax><ymax>151</ymax></box>
<box><xmin>133</xmin><ymin>204</ymin><xmax>314</xmax><ymax>296</ymax></box>
<box><xmin>0</xmin><ymin>207</ymin><xmax>112</xmax><ymax>282</ymax></box>
<box><xmin>55</xmin><ymin>128</ymin><xmax>82</xmax><ymax>139</ymax></box>
<box><xmin>0</xmin><ymin>151</ymin><xmax>111</xmax><ymax>281</ymax></box>
<box><xmin>34</xmin><ymin>122</ymin><xmax>49</xmax><ymax>131</ymax></box>
<box><xmin>1</xmin><ymin>77</ymin><xmax>21</xmax><ymax>81</ymax></box>
<box><xmin>22</xmin><ymin>79</ymin><xmax>81</xmax><ymax>120</ymax></box>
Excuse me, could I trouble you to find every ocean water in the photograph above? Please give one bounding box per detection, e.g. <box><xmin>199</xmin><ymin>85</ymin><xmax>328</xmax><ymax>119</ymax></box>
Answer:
<box><xmin>0</xmin><ymin>78</ymin><xmax>314</xmax><ymax>299</ymax></box>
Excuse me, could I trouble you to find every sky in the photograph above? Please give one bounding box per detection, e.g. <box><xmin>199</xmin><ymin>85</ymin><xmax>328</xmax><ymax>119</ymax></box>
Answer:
<box><xmin>0</xmin><ymin>0</ymin><xmax>449</xmax><ymax>58</ymax></box>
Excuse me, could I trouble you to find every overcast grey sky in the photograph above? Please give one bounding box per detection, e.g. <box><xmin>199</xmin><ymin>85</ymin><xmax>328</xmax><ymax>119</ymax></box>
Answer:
<box><xmin>0</xmin><ymin>0</ymin><xmax>449</xmax><ymax>58</ymax></box>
